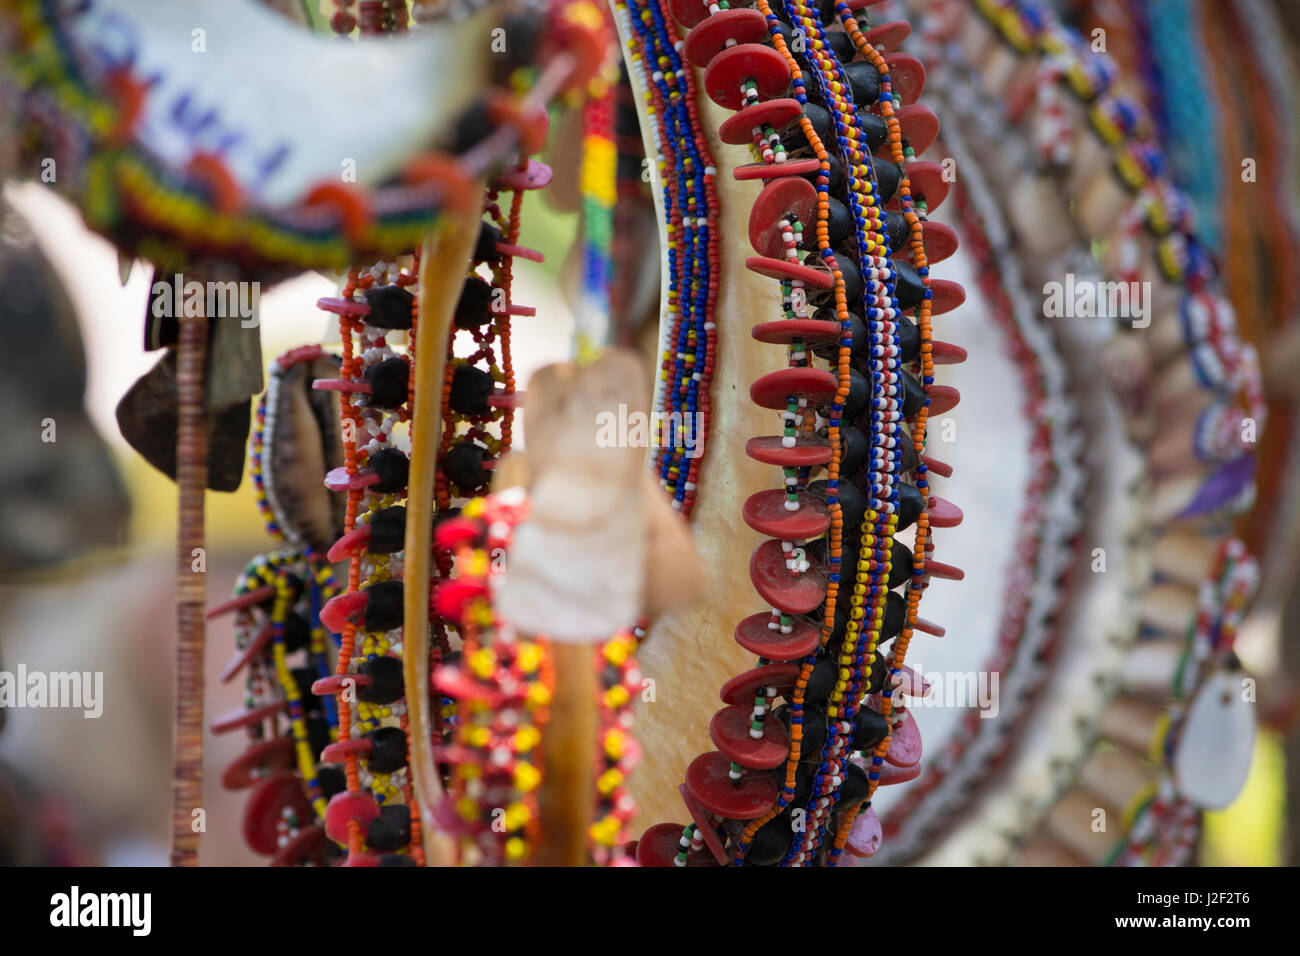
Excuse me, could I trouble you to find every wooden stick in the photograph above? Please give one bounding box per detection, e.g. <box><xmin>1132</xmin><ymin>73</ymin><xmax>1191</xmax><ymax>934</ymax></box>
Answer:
<box><xmin>171</xmin><ymin>311</ymin><xmax>208</xmax><ymax>866</ymax></box>
<box><xmin>406</xmin><ymin>189</ymin><xmax>486</xmax><ymax>867</ymax></box>
<box><xmin>535</xmin><ymin>641</ymin><xmax>598</xmax><ymax>866</ymax></box>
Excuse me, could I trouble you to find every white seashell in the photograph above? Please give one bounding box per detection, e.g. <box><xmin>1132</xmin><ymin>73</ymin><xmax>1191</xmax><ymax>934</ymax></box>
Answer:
<box><xmin>1173</xmin><ymin>669</ymin><xmax>1257</xmax><ymax>810</ymax></box>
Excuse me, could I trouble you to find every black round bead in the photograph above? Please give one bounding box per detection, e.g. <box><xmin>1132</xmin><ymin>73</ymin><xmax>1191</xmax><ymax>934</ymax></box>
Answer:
<box><xmin>363</xmin><ymin>357</ymin><xmax>410</xmax><ymax>410</ymax></box>
<box><xmin>861</xmin><ymin>112</ymin><xmax>888</xmax><ymax>153</ymax></box>
<box><xmin>363</xmin><ymin>579</ymin><xmax>403</xmax><ymax>633</ymax></box>
<box><xmin>806</xmin><ymin>656</ymin><xmax>838</xmax><ymax>702</ymax></box>
<box><xmin>746</xmin><ymin>814</ymin><xmax>795</xmax><ymax>866</ymax></box>
<box><xmin>839</xmin><ymin>761</ymin><xmax>870</xmax><ymax>804</ymax></box>
<box><xmin>474</xmin><ymin>221</ymin><xmax>502</xmax><ymax>264</ymax></box>
<box><xmin>842</xmin><ymin>367</ymin><xmax>869</xmax><ymax>419</ymax></box>
<box><xmin>902</xmin><ymin>371</ymin><xmax>926</xmax><ymax>419</ymax></box>
<box><xmin>839</xmin><ymin>425</ymin><xmax>868</xmax><ymax>474</ymax></box>
<box><xmin>798</xmin><ymin>708</ymin><xmax>828</xmax><ymax>760</ymax></box>
<box><xmin>897</xmin><ymin>482</ymin><xmax>925</xmax><ymax>530</ymax></box>
<box><xmin>442</xmin><ymin>442</ymin><xmax>490</xmax><ymax>495</ymax></box>
<box><xmin>357</xmin><ymin>655</ymin><xmax>404</xmax><ymax>704</ymax></box>
<box><xmin>893</xmin><ymin>259</ymin><xmax>925</xmax><ymax>310</ymax></box>
<box><xmin>449</xmin><ymin>364</ymin><xmax>494</xmax><ymax>417</ymax></box>
<box><xmin>366</xmin><ymin>803</ymin><xmax>411</xmax><ymax>852</ymax></box>
<box><xmin>875</xmin><ymin>161</ymin><xmax>903</xmax><ymax>203</ymax></box>
<box><xmin>826</xmin><ymin>29</ymin><xmax>855</xmax><ymax>62</ymax></box>
<box><xmin>454</xmin><ymin>276</ymin><xmax>494</xmax><ymax>330</ymax></box>
<box><xmin>367</xmin><ymin>447</ymin><xmax>409</xmax><ymax>494</ymax></box>
<box><xmin>317</xmin><ymin>766</ymin><xmax>346</xmax><ymax>799</ymax></box>
<box><xmin>887</xmin><ymin>540</ymin><xmax>914</xmax><ymax>589</ymax></box>
<box><xmin>307</xmin><ymin>716</ymin><xmax>330</xmax><ymax>761</ymax></box>
<box><xmin>379</xmin><ymin>853</ymin><xmax>418</xmax><ymax>867</ymax></box>
<box><xmin>811</xmin><ymin>309</ymin><xmax>865</xmax><ymax>360</ymax></box>
<box><xmin>367</xmin><ymin>506</ymin><xmax>407</xmax><ymax>554</ymax></box>
<box><xmin>366</xmin><ymin>726</ymin><xmax>409</xmax><ymax>774</ymax></box>
<box><xmin>897</xmin><ymin>315</ymin><xmax>920</xmax><ymax>362</ymax></box>
<box><xmin>783</xmin><ymin>102</ymin><xmax>833</xmax><ymax>153</ymax></box>
<box><xmin>361</xmin><ymin>285</ymin><xmax>414</xmax><ymax>330</ymax></box>
<box><xmin>884</xmin><ymin>210</ymin><xmax>909</xmax><ymax>254</ymax></box>
<box><xmin>842</xmin><ymin>61</ymin><xmax>881</xmax><ymax>106</ymax></box>
<box><xmin>853</xmin><ymin>707</ymin><xmax>890</xmax><ymax>752</ymax></box>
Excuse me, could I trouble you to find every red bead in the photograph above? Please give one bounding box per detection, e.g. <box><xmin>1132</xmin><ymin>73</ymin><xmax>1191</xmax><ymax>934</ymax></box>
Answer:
<box><xmin>884</xmin><ymin>709</ymin><xmax>923</xmax><ymax>767</ymax></box>
<box><xmin>244</xmin><ymin>771</ymin><xmax>312</xmax><ymax>856</ymax></box>
<box><xmin>681</xmin><ymin>8</ymin><xmax>770</xmax><ymax>68</ymax></box>
<box><xmin>684</xmin><ymin>752</ymin><xmax>779</xmax><ymax>819</ymax></box>
<box><xmin>324</xmin><ymin>790</ymin><xmax>381</xmax><ymax>845</ymax></box>
<box><xmin>750</xmin><ymin>539</ymin><xmax>827</xmax><ymax>614</ymax></box>
<box><xmin>718</xmin><ymin>98</ymin><xmax>804</xmax><ymax>145</ymax></box>
<box><xmin>745</xmin><ymin>435</ymin><xmax>833</xmax><ymax>468</ymax></box>
<box><xmin>749</xmin><ymin>175</ymin><xmax>819</xmax><ymax>258</ymax></box>
<box><xmin>719</xmin><ymin>662</ymin><xmax>802</xmax><ymax>706</ymax></box>
<box><xmin>702</xmin><ymin>44</ymin><xmax>790</xmax><ymax>111</ymax></box>
<box><xmin>742</xmin><ymin>489</ymin><xmax>831</xmax><ymax>539</ymax></box>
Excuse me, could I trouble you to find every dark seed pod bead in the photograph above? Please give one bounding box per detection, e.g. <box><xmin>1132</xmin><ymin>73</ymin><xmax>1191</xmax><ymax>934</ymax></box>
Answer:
<box><xmin>839</xmin><ymin>424</ymin><xmax>868</xmax><ymax>474</ymax></box>
<box><xmin>782</xmin><ymin>103</ymin><xmax>833</xmax><ymax>153</ymax></box>
<box><xmin>800</xmin><ymin>197</ymin><xmax>853</xmax><ymax>251</ymax></box>
<box><xmin>806</xmin><ymin>252</ymin><xmax>861</xmax><ymax>304</ymax></box>
<box><xmin>307</xmin><ymin>716</ymin><xmax>330</xmax><ymax>760</ymax></box>
<box><xmin>853</xmin><ymin>707</ymin><xmax>890</xmax><ymax>752</ymax></box>
<box><xmin>442</xmin><ymin>441</ymin><xmax>491</xmax><ymax>494</ymax></box>
<box><xmin>454</xmin><ymin>276</ymin><xmax>494</xmax><ymax>329</ymax></box>
<box><xmin>902</xmin><ymin>371</ymin><xmax>926</xmax><ymax>419</ymax></box>
<box><xmin>885</xmin><ymin>211</ymin><xmax>909</xmax><ymax>254</ymax></box>
<box><xmin>357</xmin><ymin>655</ymin><xmax>404</xmax><ymax>704</ymax></box>
<box><xmin>887</xmin><ymin>539</ymin><xmax>915</xmax><ymax>590</ymax></box>
<box><xmin>746</xmin><ymin>813</ymin><xmax>795</xmax><ymax>866</ymax></box>
<box><xmin>363</xmin><ymin>579</ymin><xmax>404</xmax><ymax>632</ymax></box>
<box><xmin>812</xmin><ymin>309</ymin><xmax>866</xmax><ymax>360</ymax></box>
<box><xmin>899</xmin><ymin>430</ymin><xmax>919</xmax><ymax>473</ymax></box>
<box><xmin>368</xmin><ymin>447</ymin><xmax>409</xmax><ymax>494</ymax></box>
<box><xmin>366</xmin><ymin>803</ymin><xmax>412</xmax><ymax>852</ymax></box>
<box><xmin>283</xmin><ymin>611</ymin><xmax>312</xmax><ymax>653</ymax></box>
<box><xmin>893</xmin><ymin>259</ymin><xmax>926</xmax><ymax>310</ymax></box>
<box><xmin>367</xmin><ymin>506</ymin><xmax>407</xmax><ymax>554</ymax></box>
<box><xmin>897</xmin><ymin>315</ymin><xmax>920</xmax><ymax>362</ymax></box>
<box><xmin>825</xmin><ymin>28</ymin><xmax>855</xmax><ymax>62</ymax></box>
<box><xmin>474</xmin><ymin>221</ymin><xmax>502</xmax><ymax>264</ymax></box>
<box><xmin>449</xmin><ymin>364</ymin><xmax>494</xmax><ymax>416</ymax></box>
<box><xmin>842</xmin><ymin>367</ymin><xmax>869</xmax><ymax>419</ymax></box>
<box><xmin>366</xmin><ymin>726</ymin><xmax>410</xmax><ymax>773</ymax></box>
<box><xmin>897</xmin><ymin>481</ymin><xmax>925</xmax><ymax>530</ymax></box>
<box><xmin>317</xmin><ymin>766</ymin><xmax>346</xmax><ymax>799</ymax></box>
<box><xmin>801</xmin><ymin>151</ymin><xmax>844</xmax><ymax>193</ymax></box>
<box><xmin>363</xmin><ymin>357</ymin><xmax>410</xmax><ymax>410</ymax></box>
<box><xmin>379</xmin><ymin>853</ymin><xmax>418</xmax><ymax>867</ymax></box>
<box><xmin>809</xmin><ymin>478</ymin><xmax>865</xmax><ymax>531</ymax></box>
<box><xmin>805</xmin><ymin>656</ymin><xmax>838</xmax><ymax>702</ymax></box>
<box><xmin>882</xmin><ymin>590</ymin><xmax>906</xmax><ymax>641</ymax></box>
<box><xmin>875</xmin><ymin>161</ymin><xmax>903</xmax><ymax>204</ymax></box>
<box><xmin>792</xmin><ymin>762</ymin><xmax>816</xmax><ymax>805</ymax></box>
<box><xmin>839</xmin><ymin>762</ymin><xmax>871</xmax><ymax>805</ymax></box>
<box><xmin>866</xmin><ymin>652</ymin><xmax>890</xmax><ymax>694</ymax></box>
<box><xmin>361</xmin><ymin>284</ymin><xmax>414</xmax><ymax>330</ymax></box>
<box><xmin>861</xmin><ymin>112</ymin><xmax>888</xmax><ymax>153</ymax></box>
<box><xmin>842</xmin><ymin>61</ymin><xmax>881</xmax><ymax>107</ymax></box>
<box><xmin>798</xmin><ymin>708</ymin><xmax>828</xmax><ymax>761</ymax></box>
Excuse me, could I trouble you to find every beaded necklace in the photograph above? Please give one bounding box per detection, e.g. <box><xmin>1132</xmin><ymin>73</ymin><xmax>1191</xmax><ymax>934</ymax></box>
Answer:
<box><xmin>616</xmin><ymin>0</ymin><xmax>720</xmax><ymax>516</ymax></box>
<box><xmin>772</xmin><ymin>0</ymin><xmax>906</xmax><ymax>865</ymax></box>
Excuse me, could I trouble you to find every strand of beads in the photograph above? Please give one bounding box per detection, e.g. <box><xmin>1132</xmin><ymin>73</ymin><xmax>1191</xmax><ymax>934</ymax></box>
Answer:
<box><xmin>774</xmin><ymin>0</ymin><xmax>905</xmax><ymax>866</ymax></box>
<box><xmin>314</xmin><ymin>262</ymin><xmax>424</xmax><ymax>866</ymax></box>
<box><xmin>616</xmin><ymin>0</ymin><xmax>719</xmax><ymax>516</ymax></box>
